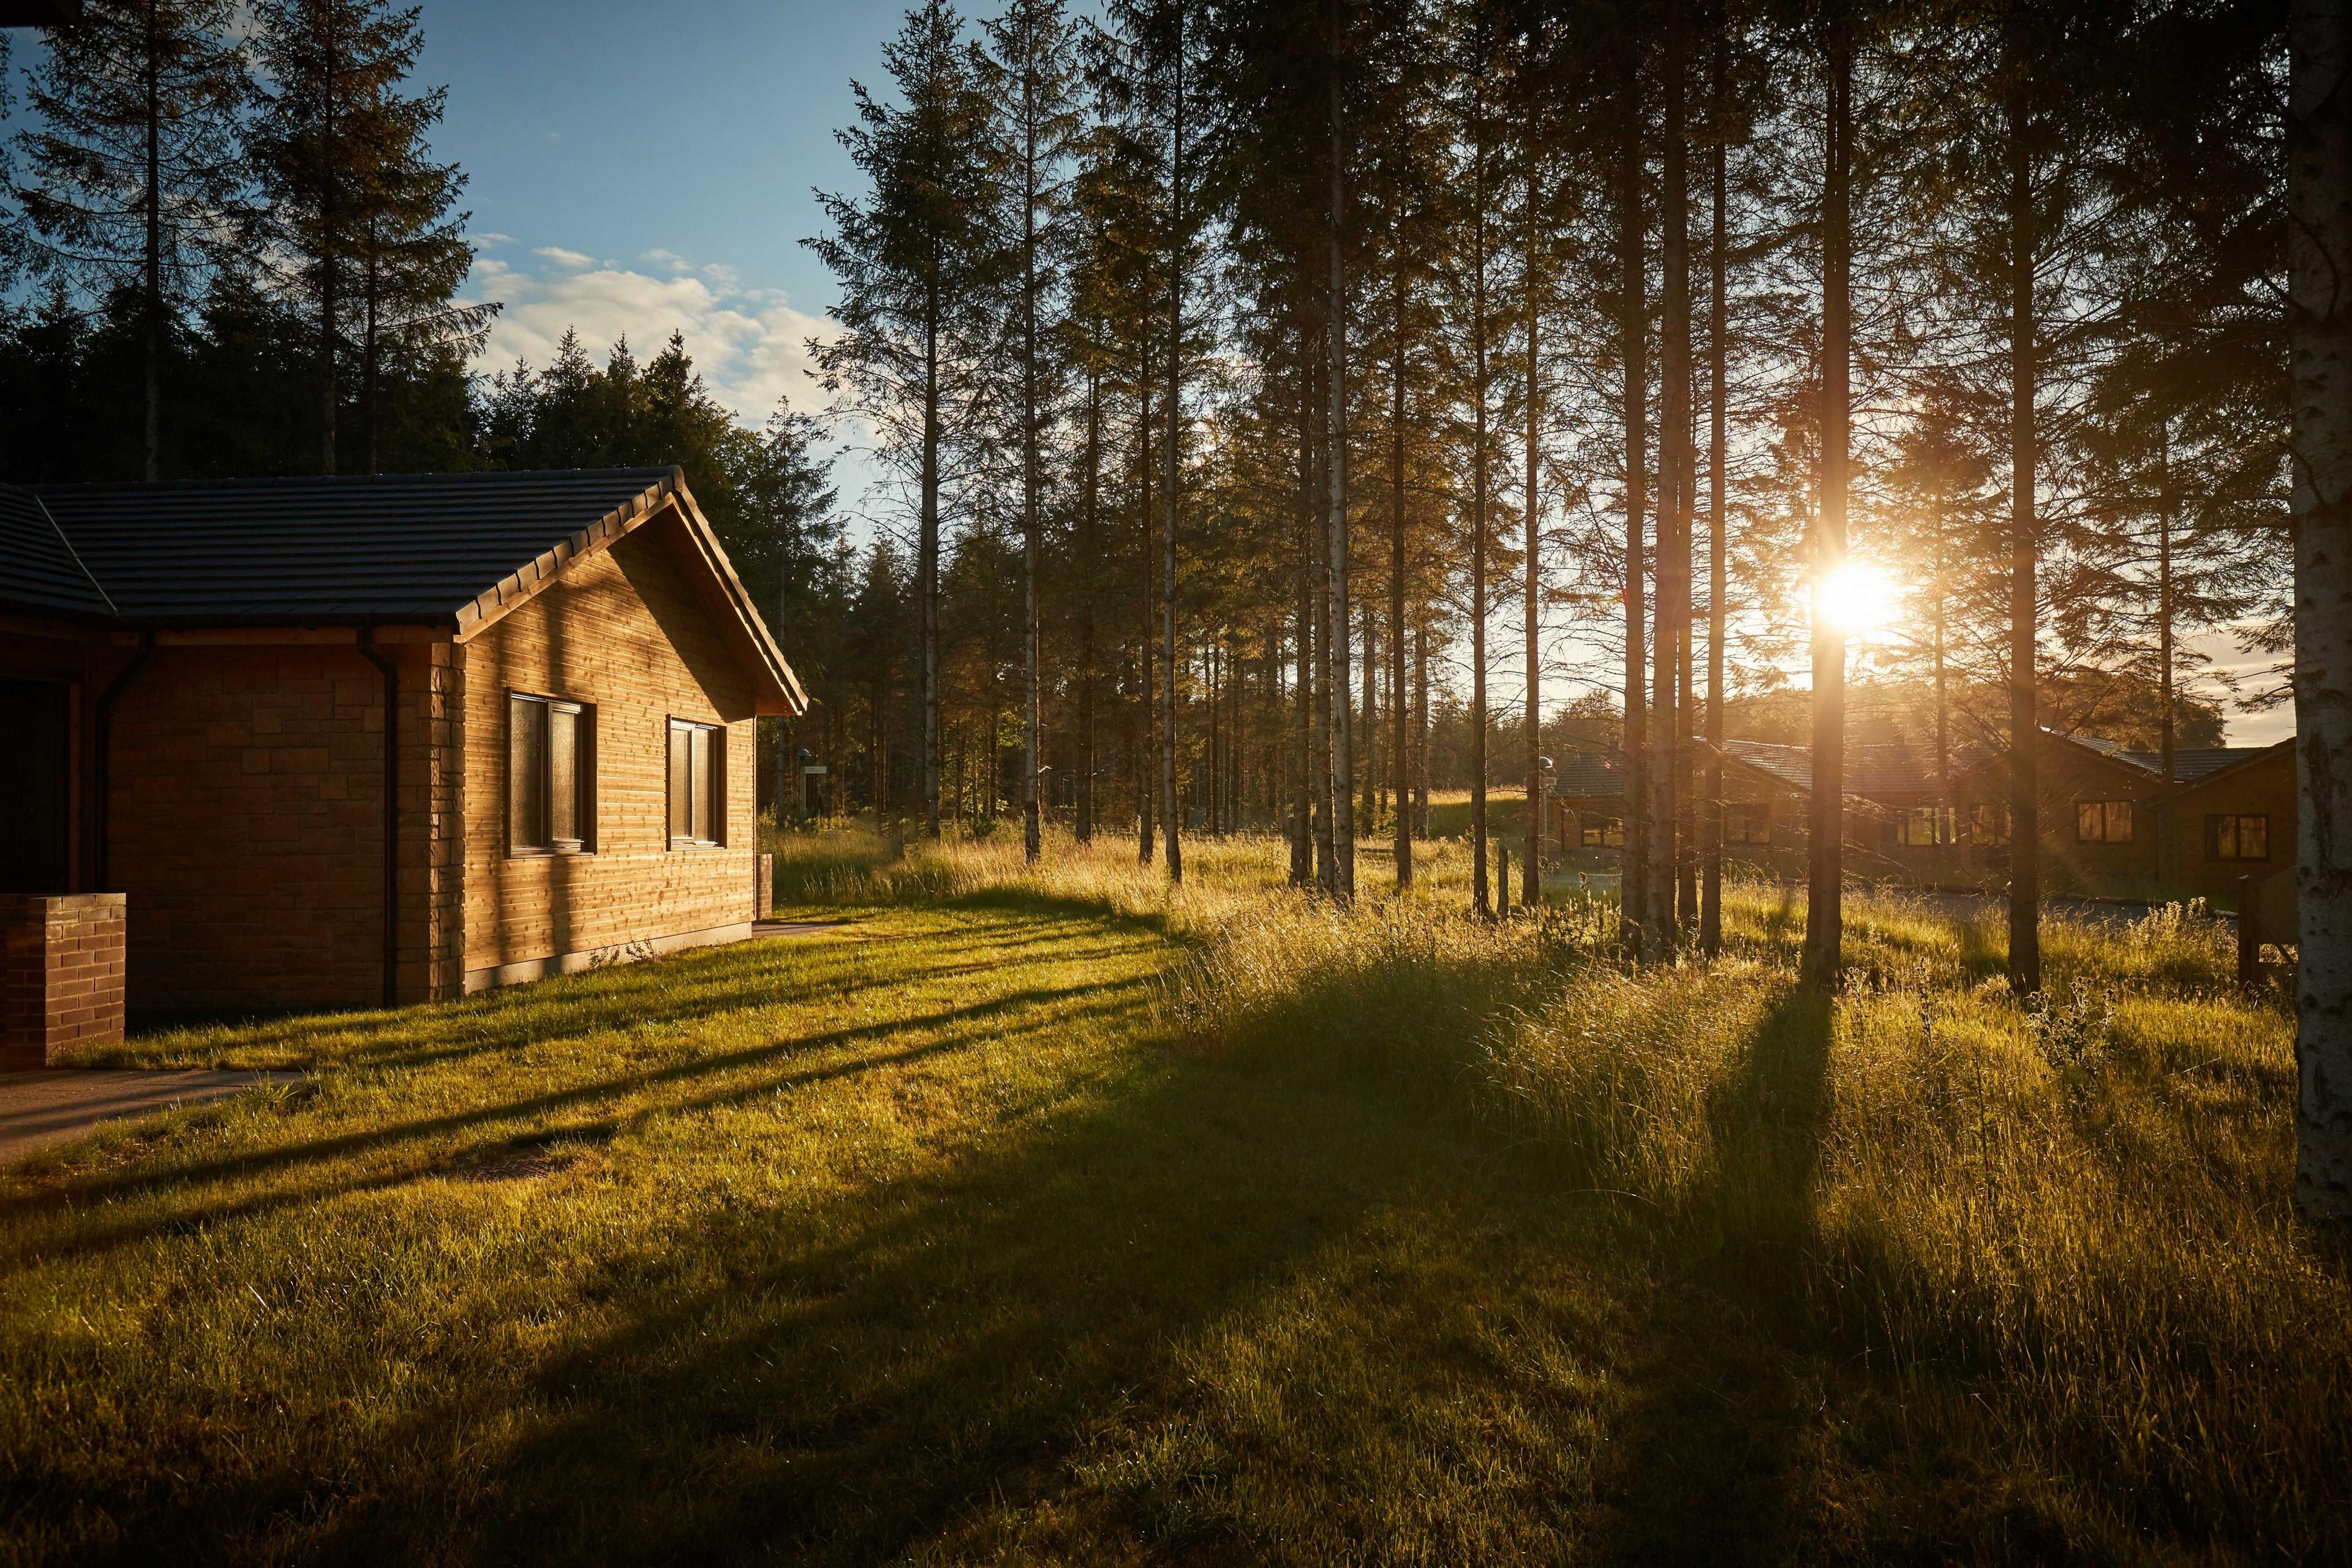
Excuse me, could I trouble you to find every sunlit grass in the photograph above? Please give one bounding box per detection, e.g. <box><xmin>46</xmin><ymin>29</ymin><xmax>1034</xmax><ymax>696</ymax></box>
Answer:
<box><xmin>1</xmin><ymin>821</ymin><xmax>2342</xmax><ymax>1562</ymax></box>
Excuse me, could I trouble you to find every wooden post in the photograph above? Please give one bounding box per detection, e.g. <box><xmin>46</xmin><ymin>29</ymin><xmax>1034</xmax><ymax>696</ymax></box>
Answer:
<box><xmin>1498</xmin><ymin>844</ymin><xmax>1511</xmax><ymax>918</ymax></box>
<box><xmin>2240</xmin><ymin>873</ymin><xmax>2261</xmax><ymax>991</ymax></box>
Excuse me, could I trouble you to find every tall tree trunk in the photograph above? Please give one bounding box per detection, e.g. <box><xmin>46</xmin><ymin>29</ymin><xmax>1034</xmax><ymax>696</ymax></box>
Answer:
<box><xmin>1139</xmin><ymin>371</ymin><xmax>1157</xmax><ymax>864</ymax></box>
<box><xmin>1650</xmin><ymin>0</ymin><xmax>1691</xmax><ymax>951</ymax></box>
<box><xmin>2004</xmin><ymin>9</ymin><xmax>2040</xmax><ymax>995</ymax></box>
<box><xmin>1163</xmin><ymin>14</ymin><xmax>1185</xmax><ymax>886</ymax></box>
<box><xmin>1414</xmin><ymin>620</ymin><xmax>1430</xmax><ymax>836</ymax></box>
<box><xmin>1619</xmin><ymin>75</ymin><xmax>1648</xmax><ymax>949</ymax></box>
<box><xmin>922</xmin><ymin>295</ymin><xmax>943</xmax><ymax>839</ymax></box>
<box><xmin>2157</xmin><ymin>419</ymin><xmax>2178</xmax><ymax>882</ymax></box>
<box><xmin>317</xmin><ymin>11</ymin><xmax>339</xmax><ymax>477</ymax></box>
<box><xmin>1022</xmin><ymin>46</ymin><xmax>1044</xmax><ymax>865</ymax></box>
<box><xmin>1327</xmin><ymin>10</ymin><xmax>1355</xmax><ymax>903</ymax></box>
<box><xmin>1294</xmin><ymin>385</ymin><xmax>1316</xmax><ymax>884</ymax></box>
<box><xmin>1701</xmin><ymin>32</ymin><xmax>1727</xmax><ymax>954</ymax></box>
<box><xmin>1803</xmin><ymin>23</ymin><xmax>1852</xmax><ymax>988</ymax></box>
<box><xmin>1079</xmin><ymin>360</ymin><xmax>1101</xmax><ymax>842</ymax></box>
<box><xmin>1392</xmin><ymin>260</ymin><xmax>1413</xmax><ymax>889</ymax></box>
<box><xmin>2290</xmin><ymin>0</ymin><xmax>2352</xmax><ymax>1221</ymax></box>
<box><xmin>1470</xmin><ymin>83</ymin><xmax>1492</xmax><ymax>919</ymax></box>
<box><xmin>1523</xmin><ymin>162</ymin><xmax>1544</xmax><ymax>914</ymax></box>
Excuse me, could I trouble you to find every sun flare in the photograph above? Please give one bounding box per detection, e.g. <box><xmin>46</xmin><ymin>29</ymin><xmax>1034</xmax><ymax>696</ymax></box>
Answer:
<box><xmin>1815</xmin><ymin>562</ymin><xmax>1901</xmax><ymax>636</ymax></box>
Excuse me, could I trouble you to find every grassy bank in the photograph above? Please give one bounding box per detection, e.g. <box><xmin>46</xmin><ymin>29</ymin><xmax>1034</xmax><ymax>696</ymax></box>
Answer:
<box><xmin>0</xmin><ymin>826</ymin><xmax>2341</xmax><ymax>1562</ymax></box>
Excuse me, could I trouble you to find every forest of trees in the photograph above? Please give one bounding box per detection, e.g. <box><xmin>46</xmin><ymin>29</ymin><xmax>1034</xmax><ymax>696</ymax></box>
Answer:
<box><xmin>0</xmin><ymin>0</ymin><xmax>2290</xmax><ymax>971</ymax></box>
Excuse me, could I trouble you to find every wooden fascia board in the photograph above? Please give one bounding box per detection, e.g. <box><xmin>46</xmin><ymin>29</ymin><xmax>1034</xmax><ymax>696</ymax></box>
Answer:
<box><xmin>452</xmin><ymin>478</ymin><xmax>673</xmax><ymax>641</ymax></box>
<box><xmin>664</xmin><ymin>475</ymin><xmax>809</xmax><ymax>715</ymax></box>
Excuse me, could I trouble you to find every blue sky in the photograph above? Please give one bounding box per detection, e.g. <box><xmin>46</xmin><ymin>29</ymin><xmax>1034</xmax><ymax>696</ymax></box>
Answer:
<box><xmin>415</xmin><ymin>0</ymin><xmax>879</xmax><ymax>428</ymax></box>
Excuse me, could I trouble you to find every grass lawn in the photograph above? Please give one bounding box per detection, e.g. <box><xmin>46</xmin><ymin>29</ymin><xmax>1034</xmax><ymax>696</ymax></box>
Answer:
<box><xmin>2</xmin><ymin>828</ymin><xmax>2346</xmax><ymax>1563</ymax></box>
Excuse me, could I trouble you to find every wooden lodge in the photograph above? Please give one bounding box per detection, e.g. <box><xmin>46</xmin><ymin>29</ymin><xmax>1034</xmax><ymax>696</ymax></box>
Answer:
<box><xmin>0</xmin><ymin>469</ymin><xmax>802</xmax><ymax>1061</ymax></box>
<box><xmin>1550</xmin><ymin>728</ymin><xmax>2294</xmax><ymax>903</ymax></box>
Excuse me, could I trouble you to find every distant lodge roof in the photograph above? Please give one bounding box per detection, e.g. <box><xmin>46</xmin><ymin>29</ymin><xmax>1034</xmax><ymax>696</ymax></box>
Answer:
<box><xmin>0</xmin><ymin>466</ymin><xmax>805</xmax><ymax>713</ymax></box>
<box><xmin>1550</xmin><ymin>729</ymin><xmax>2288</xmax><ymax>806</ymax></box>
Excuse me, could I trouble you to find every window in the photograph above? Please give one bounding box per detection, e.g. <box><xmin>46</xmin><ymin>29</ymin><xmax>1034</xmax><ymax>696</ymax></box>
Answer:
<box><xmin>2206</xmin><ymin>813</ymin><xmax>2271</xmax><ymax>862</ymax></box>
<box><xmin>668</xmin><ymin>718</ymin><xmax>725</xmax><ymax>848</ymax></box>
<box><xmin>1971</xmin><ymin>802</ymin><xmax>2011</xmax><ymax>846</ymax></box>
<box><xmin>1725</xmin><ymin>803</ymin><xmax>1771</xmax><ymax>845</ymax></box>
<box><xmin>2075</xmin><ymin>799</ymin><xmax>2135</xmax><ymax>844</ymax></box>
<box><xmin>1893</xmin><ymin>807</ymin><xmax>1954</xmax><ymax>848</ymax></box>
<box><xmin>510</xmin><ymin>693</ymin><xmax>593</xmax><ymax>854</ymax></box>
<box><xmin>1578</xmin><ymin>817</ymin><xmax>1624</xmax><ymax>849</ymax></box>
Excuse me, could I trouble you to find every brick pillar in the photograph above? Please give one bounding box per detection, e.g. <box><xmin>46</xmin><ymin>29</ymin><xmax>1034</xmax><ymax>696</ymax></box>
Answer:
<box><xmin>1</xmin><ymin>894</ymin><xmax>127</xmax><ymax>1069</ymax></box>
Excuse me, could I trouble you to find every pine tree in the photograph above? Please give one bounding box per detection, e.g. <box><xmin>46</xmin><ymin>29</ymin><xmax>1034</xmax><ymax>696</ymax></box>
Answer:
<box><xmin>809</xmin><ymin>0</ymin><xmax>1006</xmax><ymax>839</ymax></box>
<box><xmin>249</xmin><ymin>0</ymin><xmax>477</xmax><ymax>476</ymax></box>
<box><xmin>15</xmin><ymin>0</ymin><xmax>248</xmax><ymax>479</ymax></box>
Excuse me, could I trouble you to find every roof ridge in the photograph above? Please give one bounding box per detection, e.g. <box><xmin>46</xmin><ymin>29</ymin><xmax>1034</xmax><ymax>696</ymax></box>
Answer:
<box><xmin>26</xmin><ymin>486</ymin><xmax>115</xmax><ymax>616</ymax></box>
<box><xmin>31</xmin><ymin>465</ymin><xmax>682</xmax><ymax>496</ymax></box>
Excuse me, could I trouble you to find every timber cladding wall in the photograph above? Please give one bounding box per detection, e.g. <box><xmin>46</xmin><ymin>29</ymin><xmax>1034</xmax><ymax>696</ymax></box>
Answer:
<box><xmin>108</xmin><ymin>644</ymin><xmax>405</xmax><ymax>1011</ymax></box>
<box><xmin>458</xmin><ymin>519</ymin><xmax>759</xmax><ymax>987</ymax></box>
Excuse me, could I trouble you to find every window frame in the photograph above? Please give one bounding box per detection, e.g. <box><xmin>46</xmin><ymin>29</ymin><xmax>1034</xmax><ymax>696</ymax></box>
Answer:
<box><xmin>667</xmin><ymin>716</ymin><xmax>727</xmax><ymax>850</ymax></box>
<box><xmin>2205</xmin><ymin>813</ymin><xmax>2271</xmax><ymax>863</ymax></box>
<box><xmin>507</xmin><ymin>690</ymin><xmax>596</xmax><ymax>858</ymax></box>
<box><xmin>2075</xmin><ymin>799</ymin><xmax>2135</xmax><ymax>845</ymax></box>
<box><xmin>1724</xmin><ymin>803</ymin><xmax>1772</xmax><ymax>846</ymax></box>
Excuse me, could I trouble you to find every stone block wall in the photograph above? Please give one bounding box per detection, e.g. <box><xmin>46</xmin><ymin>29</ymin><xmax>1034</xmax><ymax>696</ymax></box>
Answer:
<box><xmin>0</xmin><ymin>893</ymin><xmax>126</xmax><ymax>1068</ymax></box>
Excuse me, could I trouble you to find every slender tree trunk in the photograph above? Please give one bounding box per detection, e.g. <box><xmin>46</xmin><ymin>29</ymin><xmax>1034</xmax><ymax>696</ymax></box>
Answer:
<box><xmin>2157</xmin><ymin>419</ymin><xmax>2179</xmax><ymax>882</ymax></box>
<box><xmin>1619</xmin><ymin>77</ymin><xmax>1648</xmax><ymax>949</ymax></box>
<box><xmin>1294</xmin><ymin>385</ymin><xmax>1316</xmax><ymax>884</ymax></box>
<box><xmin>1524</xmin><ymin>163</ymin><xmax>1544</xmax><ymax>913</ymax></box>
<box><xmin>2005</xmin><ymin>10</ymin><xmax>2040</xmax><ymax>995</ymax></box>
<box><xmin>1079</xmin><ymin>360</ymin><xmax>1101</xmax><ymax>842</ymax></box>
<box><xmin>922</xmin><ymin>295</ymin><xmax>943</xmax><ymax>839</ymax></box>
<box><xmin>1414</xmin><ymin>620</ymin><xmax>1430</xmax><ymax>836</ymax></box>
<box><xmin>1327</xmin><ymin>12</ymin><xmax>1355</xmax><ymax>903</ymax></box>
<box><xmin>1140</xmin><ymin>371</ymin><xmax>1157</xmax><ymax>864</ymax></box>
<box><xmin>317</xmin><ymin>11</ymin><xmax>338</xmax><ymax>477</ymax></box>
<box><xmin>1650</xmin><ymin>0</ymin><xmax>1691</xmax><ymax>951</ymax></box>
<box><xmin>363</xmin><ymin>235</ymin><xmax>381</xmax><ymax>476</ymax></box>
<box><xmin>1701</xmin><ymin>40</ymin><xmax>1727</xmax><ymax>954</ymax></box>
<box><xmin>1163</xmin><ymin>15</ymin><xmax>1185</xmax><ymax>886</ymax></box>
<box><xmin>1802</xmin><ymin>28</ymin><xmax>1852</xmax><ymax>989</ymax></box>
<box><xmin>1022</xmin><ymin>47</ymin><xmax>1044</xmax><ymax>864</ymax></box>
<box><xmin>1471</xmin><ymin>85</ymin><xmax>1492</xmax><ymax>919</ymax></box>
<box><xmin>1392</xmin><ymin>260</ymin><xmax>1413</xmax><ymax>889</ymax></box>
<box><xmin>2291</xmin><ymin>0</ymin><xmax>2352</xmax><ymax>1221</ymax></box>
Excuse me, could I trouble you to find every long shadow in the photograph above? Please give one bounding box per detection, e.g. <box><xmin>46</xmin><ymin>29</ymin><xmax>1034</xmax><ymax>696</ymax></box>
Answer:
<box><xmin>1</xmin><ymin>974</ymin><xmax>1155</xmax><ymax>1245</ymax></box>
<box><xmin>1597</xmin><ymin>982</ymin><xmax>1836</xmax><ymax>1565</ymax></box>
<box><xmin>30</xmin><ymin>988</ymin><xmax>1431</xmax><ymax>1565</ymax></box>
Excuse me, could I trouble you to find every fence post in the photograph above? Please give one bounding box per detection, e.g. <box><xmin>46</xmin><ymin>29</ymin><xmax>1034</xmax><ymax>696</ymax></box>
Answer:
<box><xmin>1498</xmin><ymin>844</ymin><xmax>1511</xmax><ymax>918</ymax></box>
<box><xmin>2238</xmin><ymin>873</ymin><xmax>2261</xmax><ymax>990</ymax></box>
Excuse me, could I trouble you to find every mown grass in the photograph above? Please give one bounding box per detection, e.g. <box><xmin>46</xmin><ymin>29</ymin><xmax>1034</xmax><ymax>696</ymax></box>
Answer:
<box><xmin>0</xmin><ymin>826</ymin><xmax>2342</xmax><ymax>1564</ymax></box>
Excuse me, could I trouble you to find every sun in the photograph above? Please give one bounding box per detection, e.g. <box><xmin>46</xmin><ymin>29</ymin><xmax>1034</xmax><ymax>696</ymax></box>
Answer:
<box><xmin>1815</xmin><ymin>562</ymin><xmax>1901</xmax><ymax>636</ymax></box>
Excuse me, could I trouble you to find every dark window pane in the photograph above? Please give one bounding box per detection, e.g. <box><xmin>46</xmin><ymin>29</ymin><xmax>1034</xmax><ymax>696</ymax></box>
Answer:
<box><xmin>2106</xmin><ymin>801</ymin><xmax>2134</xmax><ymax>842</ymax></box>
<box><xmin>2076</xmin><ymin>802</ymin><xmax>2101</xmax><ymax>842</ymax></box>
<box><xmin>550</xmin><ymin>707</ymin><xmax>578</xmax><ymax>846</ymax></box>
<box><xmin>2218</xmin><ymin>816</ymin><xmax>2238</xmax><ymax>860</ymax></box>
<box><xmin>511</xmin><ymin>697</ymin><xmax>548</xmax><ymax>850</ymax></box>
<box><xmin>2244</xmin><ymin>816</ymin><xmax>2269</xmax><ymax>860</ymax></box>
<box><xmin>669</xmin><ymin>723</ymin><xmax>692</xmax><ymax>840</ymax></box>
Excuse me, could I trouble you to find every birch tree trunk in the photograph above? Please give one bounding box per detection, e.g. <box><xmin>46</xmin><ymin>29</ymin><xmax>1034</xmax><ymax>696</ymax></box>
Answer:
<box><xmin>1524</xmin><ymin>165</ymin><xmax>1544</xmax><ymax>914</ymax></box>
<box><xmin>1392</xmin><ymin>260</ymin><xmax>1414</xmax><ymax>889</ymax></box>
<box><xmin>922</xmin><ymin>297</ymin><xmax>943</xmax><ymax>839</ymax></box>
<box><xmin>1163</xmin><ymin>12</ymin><xmax>1185</xmax><ymax>886</ymax></box>
<box><xmin>2291</xmin><ymin>0</ymin><xmax>2352</xmax><ymax>1222</ymax></box>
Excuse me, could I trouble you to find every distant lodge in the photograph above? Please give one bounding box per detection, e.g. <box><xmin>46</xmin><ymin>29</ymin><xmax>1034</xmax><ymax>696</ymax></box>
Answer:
<box><xmin>1549</xmin><ymin>729</ymin><xmax>2296</xmax><ymax>902</ymax></box>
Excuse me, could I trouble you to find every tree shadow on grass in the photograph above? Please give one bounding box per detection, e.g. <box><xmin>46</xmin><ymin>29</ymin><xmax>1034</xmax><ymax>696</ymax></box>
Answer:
<box><xmin>1596</xmin><ymin>982</ymin><xmax>1836</xmax><ymax>1565</ymax></box>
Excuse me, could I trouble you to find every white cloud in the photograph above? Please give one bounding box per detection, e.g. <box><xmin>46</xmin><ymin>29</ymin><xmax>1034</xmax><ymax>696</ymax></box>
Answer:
<box><xmin>463</xmin><ymin>252</ymin><xmax>840</xmax><ymax>429</ymax></box>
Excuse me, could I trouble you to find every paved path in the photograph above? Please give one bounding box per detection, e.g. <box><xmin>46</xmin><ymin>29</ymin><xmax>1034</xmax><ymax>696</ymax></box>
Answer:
<box><xmin>0</xmin><ymin>1069</ymin><xmax>304</xmax><ymax>1164</ymax></box>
